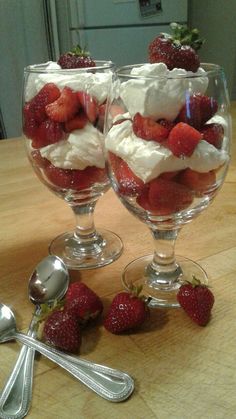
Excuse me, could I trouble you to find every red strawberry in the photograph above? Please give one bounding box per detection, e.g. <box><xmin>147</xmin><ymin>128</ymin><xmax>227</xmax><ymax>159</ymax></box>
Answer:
<box><xmin>148</xmin><ymin>177</ymin><xmax>193</xmax><ymax>215</ymax></box>
<box><xmin>44</xmin><ymin>165</ymin><xmax>74</xmax><ymax>189</ymax></box>
<box><xmin>200</xmin><ymin>123</ymin><xmax>224</xmax><ymax>149</ymax></box>
<box><xmin>149</xmin><ymin>23</ymin><xmax>204</xmax><ymax>72</ymax></box>
<box><xmin>177</xmin><ymin>276</ymin><xmax>215</xmax><ymax>326</ymax></box>
<box><xmin>133</xmin><ymin>113</ymin><xmax>169</xmax><ymax>143</ymax></box>
<box><xmin>24</xmin><ymin>83</ymin><xmax>61</xmax><ymax>124</ymax></box>
<box><xmin>110</xmin><ymin>153</ymin><xmax>145</xmax><ymax>196</ymax></box>
<box><xmin>104</xmin><ymin>287</ymin><xmax>149</xmax><ymax>334</ymax></box>
<box><xmin>64</xmin><ymin>110</ymin><xmax>88</xmax><ymax>132</ymax></box>
<box><xmin>58</xmin><ymin>45</ymin><xmax>95</xmax><ymax>69</ymax></box>
<box><xmin>43</xmin><ymin>309</ymin><xmax>81</xmax><ymax>353</ymax></box>
<box><xmin>77</xmin><ymin>91</ymin><xmax>98</xmax><ymax>123</ymax></box>
<box><xmin>46</xmin><ymin>87</ymin><xmax>79</xmax><ymax>122</ymax></box>
<box><xmin>177</xmin><ymin>94</ymin><xmax>218</xmax><ymax>129</ymax></box>
<box><xmin>65</xmin><ymin>282</ymin><xmax>103</xmax><ymax>323</ymax></box>
<box><xmin>31</xmin><ymin>119</ymin><xmax>66</xmax><ymax>149</ymax></box>
<box><xmin>23</xmin><ymin>103</ymin><xmax>39</xmax><ymax>138</ymax></box>
<box><xmin>31</xmin><ymin>150</ymin><xmax>50</xmax><ymax>169</ymax></box>
<box><xmin>167</xmin><ymin>122</ymin><xmax>202</xmax><ymax>157</ymax></box>
<box><xmin>177</xmin><ymin>168</ymin><xmax>216</xmax><ymax>195</ymax></box>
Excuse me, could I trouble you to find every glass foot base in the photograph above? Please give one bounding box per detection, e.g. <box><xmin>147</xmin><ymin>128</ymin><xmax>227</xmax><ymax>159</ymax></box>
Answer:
<box><xmin>49</xmin><ymin>228</ymin><xmax>123</xmax><ymax>270</ymax></box>
<box><xmin>122</xmin><ymin>254</ymin><xmax>208</xmax><ymax>308</ymax></box>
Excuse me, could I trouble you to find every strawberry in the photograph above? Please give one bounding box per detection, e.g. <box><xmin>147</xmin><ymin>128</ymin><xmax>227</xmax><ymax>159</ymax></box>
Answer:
<box><xmin>177</xmin><ymin>168</ymin><xmax>216</xmax><ymax>195</ymax></box>
<box><xmin>65</xmin><ymin>282</ymin><xmax>103</xmax><ymax>323</ymax></box>
<box><xmin>200</xmin><ymin>123</ymin><xmax>224</xmax><ymax>149</ymax></box>
<box><xmin>31</xmin><ymin>150</ymin><xmax>50</xmax><ymax>169</ymax></box>
<box><xmin>64</xmin><ymin>110</ymin><xmax>88</xmax><ymax>132</ymax></box>
<box><xmin>148</xmin><ymin>177</ymin><xmax>193</xmax><ymax>215</ymax></box>
<box><xmin>77</xmin><ymin>91</ymin><xmax>98</xmax><ymax>123</ymax></box>
<box><xmin>58</xmin><ymin>44</ymin><xmax>96</xmax><ymax>69</ymax></box>
<box><xmin>24</xmin><ymin>83</ymin><xmax>61</xmax><ymax>125</ymax></box>
<box><xmin>177</xmin><ymin>94</ymin><xmax>218</xmax><ymax>129</ymax></box>
<box><xmin>177</xmin><ymin>276</ymin><xmax>215</xmax><ymax>326</ymax></box>
<box><xmin>167</xmin><ymin>122</ymin><xmax>202</xmax><ymax>157</ymax></box>
<box><xmin>31</xmin><ymin>119</ymin><xmax>66</xmax><ymax>149</ymax></box>
<box><xmin>104</xmin><ymin>287</ymin><xmax>149</xmax><ymax>334</ymax></box>
<box><xmin>149</xmin><ymin>22</ymin><xmax>204</xmax><ymax>72</ymax></box>
<box><xmin>133</xmin><ymin>113</ymin><xmax>169</xmax><ymax>143</ymax></box>
<box><xmin>43</xmin><ymin>309</ymin><xmax>81</xmax><ymax>353</ymax></box>
<box><xmin>45</xmin><ymin>164</ymin><xmax>106</xmax><ymax>191</ymax></box>
<box><xmin>46</xmin><ymin>87</ymin><xmax>80</xmax><ymax>122</ymax></box>
<box><xmin>109</xmin><ymin>153</ymin><xmax>145</xmax><ymax>196</ymax></box>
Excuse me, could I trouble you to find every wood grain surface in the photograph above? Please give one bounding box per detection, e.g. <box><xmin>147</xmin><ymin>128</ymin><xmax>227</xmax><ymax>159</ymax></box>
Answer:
<box><xmin>0</xmin><ymin>104</ymin><xmax>236</xmax><ymax>419</ymax></box>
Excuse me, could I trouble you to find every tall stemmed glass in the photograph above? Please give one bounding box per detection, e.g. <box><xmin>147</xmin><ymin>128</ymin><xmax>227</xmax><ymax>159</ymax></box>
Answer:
<box><xmin>23</xmin><ymin>61</ymin><xmax>123</xmax><ymax>269</ymax></box>
<box><xmin>105</xmin><ymin>63</ymin><xmax>231</xmax><ymax>307</ymax></box>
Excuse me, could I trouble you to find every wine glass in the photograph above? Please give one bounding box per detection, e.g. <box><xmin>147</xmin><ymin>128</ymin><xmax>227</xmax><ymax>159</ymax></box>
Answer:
<box><xmin>105</xmin><ymin>63</ymin><xmax>231</xmax><ymax>307</ymax></box>
<box><xmin>23</xmin><ymin>61</ymin><xmax>123</xmax><ymax>269</ymax></box>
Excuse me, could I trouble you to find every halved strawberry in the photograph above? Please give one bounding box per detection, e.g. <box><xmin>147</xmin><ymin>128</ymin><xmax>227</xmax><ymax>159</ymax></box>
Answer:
<box><xmin>31</xmin><ymin>119</ymin><xmax>66</xmax><ymax>149</ymax></box>
<box><xmin>25</xmin><ymin>83</ymin><xmax>61</xmax><ymax>125</ymax></box>
<box><xmin>177</xmin><ymin>94</ymin><xmax>218</xmax><ymax>129</ymax></box>
<box><xmin>167</xmin><ymin>122</ymin><xmax>202</xmax><ymax>157</ymax></box>
<box><xmin>177</xmin><ymin>168</ymin><xmax>216</xmax><ymax>195</ymax></box>
<box><xmin>200</xmin><ymin>123</ymin><xmax>224</xmax><ymax>149</ymax></box>
<box><xmin>148</xmin><ymin>177</ymin><xmax>193</xmax><ymax>215</ymax></box>
<box><xmin>109</xmin><ymin>153</ymin><xmax>145</xmax><ymax>196</ymax></box>
<box><xmin>133</xmin><ymin>113</ymin><xmax>169</xmax><ymax>142</ymax></box>
<box><xmin>77</xmin><ymin>91</ymin><xmax>98</xmax><ymax>123</ymax></box>
<box><xmin>46</xmin><ymin>87</ymin><xmax>79</xmax><ymax>122</ymax></box>
<box><xmin>64</xmin><ymin>110</ymin><xmax>88</xmax><ymax>132</ymax></box>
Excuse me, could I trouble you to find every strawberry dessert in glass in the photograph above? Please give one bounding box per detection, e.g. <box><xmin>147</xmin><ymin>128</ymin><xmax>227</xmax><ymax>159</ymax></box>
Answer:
<box><xmin>105</xmin><ymin>24</ymin><xmax>231</xmax><ymax>307</ymax></box>
<box><xmin>23</xmin><ymin>47</ymin><xmax>123</xmax><ymax>269</ymax></box>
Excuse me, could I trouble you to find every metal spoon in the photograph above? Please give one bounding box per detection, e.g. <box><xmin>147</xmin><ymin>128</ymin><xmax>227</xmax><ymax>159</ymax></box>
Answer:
<box><xmin>0</xmin><ymin>303</ymin><xmax>134</xmax><ymax>406</ymax></box>
<box><xmin>0</xmin><ymin>255</ymin><xmax>69</xmax><ymax>419</ymax></box>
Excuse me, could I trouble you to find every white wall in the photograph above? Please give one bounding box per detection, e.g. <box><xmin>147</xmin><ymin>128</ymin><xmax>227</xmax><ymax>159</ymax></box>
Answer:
<box><xmin>188</xmin><ymin>0</ymin><xmax>236</xmax><ymax>99</ymax></box>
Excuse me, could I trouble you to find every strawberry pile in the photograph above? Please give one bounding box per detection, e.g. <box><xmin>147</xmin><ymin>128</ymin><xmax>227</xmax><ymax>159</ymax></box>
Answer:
<box><xmin>109</xmin><ymin>89</ymin><xmax>224</xmax><ymax>216</ymax></box>
<box><xmin>41</xmin><ymin>282</ymin><xmax>103</xmax><ymax>353</ymax></box>
<box><xmin>23</xmin><ymin>81</ymin><xmax>107</xmax><ymax>191</ymax></box>
<box><xmin>149</xmin><ymin>22</ymin><xmax>204</xmax><ymax>72</ymax></box>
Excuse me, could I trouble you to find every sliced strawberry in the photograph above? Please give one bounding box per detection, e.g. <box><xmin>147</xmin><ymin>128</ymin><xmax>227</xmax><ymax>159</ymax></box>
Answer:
<box><xmin>159</xmin><ymin>171</ymin><xmax>180</xmax><ymax>180</ymax></box>
<box><xmin>148</xmin><ymin>178</ymin><xmax>193</xmax><ymax>215</ymax></box>
<box><xmin>177</xmin><ymin>168</ymin><xmax>216</xmax><ymax>195</ymax></box>
<box><xmin>177</xmin><ymin>94</ymin><xmax>218</xmax><ymax>129</ymax></box>
<box><xmin>25</xmin><ymin>83</ymin><xmax>61</xmax><ymax>126</ymax></box>
<box><xmin>167</xmin><ymin>122</ymin><xmax>202</xmax><ymax>157</ymax></box>
<box><xmin>31</xmin><ymin>119</ymin><xmax>66</xmax><ymax>149</ymax></box>
<box><xmin>136</xmin><ymin>187</ymin><xmax>152</xmax><ymax>211</ymax></box>
<box><xmin>158</xmin><ymin>119</ymin><xmax>175</xmax><ymax>134</ymax></box>
<box><xmin>133</xmin><ymin>113</ymin><xmax>169</xmax><ymax>142</ymax></box>
<box><xmin>77</xmin><ymin>91</ymin><xmax>98</xmax><ymax>123</ymax></box>
<box><xmin>109</xmin><ymin>153</ymin><xmax>145</xmax><ymax>196</ymax></box>
<box><xmin>64</xmin><ymin>110</ymin><xmax>88</xmax><ymax>132</ymax></box>
<box><xmin>31</xmin><ymin>150</ymin><xmax>50</xmax><ymax>169</ymax></box>
<box><xmin>200</xmin><ymin>123</ymin><xmax>224</xmax><ymax>149</ymax></box>
<box><xmin>46</xmin><ymin>87</ymin><xmax>80</xmax><ymax>122</ymax></box>
<box><xmin>44</xmin><ymin>164</ymin><xmax>107</xmax><ymax>191</ymax></box>
<box><xmin>23</xmin><ymin>103</ymin><xmax>38</xmax><ymax>138</ymax></box>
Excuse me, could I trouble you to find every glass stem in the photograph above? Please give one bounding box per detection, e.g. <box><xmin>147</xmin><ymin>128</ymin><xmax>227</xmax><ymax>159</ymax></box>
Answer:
<box><xmin>146</xmin><ymin>228</ymin><xmax>182</xmax><ymax>289</ymax></box>
<box><xmin>69</xmin><ymin>201</ymin><xmax>104</xmax><ymax>252</ymax></box>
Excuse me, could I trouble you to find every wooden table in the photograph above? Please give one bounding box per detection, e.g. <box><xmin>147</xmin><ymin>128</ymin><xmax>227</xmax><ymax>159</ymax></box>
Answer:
<box><xmin>0</xmin><ymin>104</ymin><xmax>236</xmax><ymax>419</ymax></box>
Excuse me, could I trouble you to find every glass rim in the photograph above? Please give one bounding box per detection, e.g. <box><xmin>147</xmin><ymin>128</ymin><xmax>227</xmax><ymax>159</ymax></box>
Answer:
<box><xmin>116</xmin><ymin>62</ymin><xmax>223</xmax><ymax>80</ymax></box>
<box><xmin>24</xmin><ymin>60</ymin><xmax>115</xmax><ymax>74</ymax></box>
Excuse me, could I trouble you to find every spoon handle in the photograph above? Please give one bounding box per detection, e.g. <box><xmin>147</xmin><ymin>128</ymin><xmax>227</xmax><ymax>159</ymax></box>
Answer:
<box><xmin>15</xmin><ymin>332</ymin><xmax>134</xmax><ymax>402</ymax></box>
<box><xmin>0</xmin><ymin>315</ymin><xmax>38</xmax><ymax>419</ymax></box>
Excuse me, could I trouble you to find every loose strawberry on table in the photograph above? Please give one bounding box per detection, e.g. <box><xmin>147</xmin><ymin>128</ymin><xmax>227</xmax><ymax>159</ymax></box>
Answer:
<box><xmin>104</xmin><ymin>287</ymin><xmax>149</xmax><ymax>334</ymax></box>
<box><xmin>177</xmin><ymin>276</ymin><xmax>215</xmax><ymax>326</ymax></box>
<box><xmin>65</xmin><ymin>282</ymin><xmax>103</xmax><ymax>324</ymax></box>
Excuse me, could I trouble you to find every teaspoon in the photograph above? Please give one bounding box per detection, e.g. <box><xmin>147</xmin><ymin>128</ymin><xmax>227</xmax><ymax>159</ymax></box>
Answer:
<box><xmin>0</xmin><ymin>255</ymin><xmax>69</xmax><ymax>418</ymax></box>
<box><xmin>0</xmin><ymin>303</ymin><xmax>134</xmax><ymax>407</ymax></box>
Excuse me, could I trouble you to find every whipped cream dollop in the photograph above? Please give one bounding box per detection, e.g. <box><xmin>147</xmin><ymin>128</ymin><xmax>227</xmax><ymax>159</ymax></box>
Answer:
<box><xmin>119</xmin><ymin>63</ymin><xmax>208</xmax><ymax>121</ymax></box>
<box><xmin>40</xmin><ymin>123</ymin><xmax>105</xmax><ymax>170</ymax></box>
<box><xmin>105</xmin><ymin>120</ymin><xmax>229</xmax><ymax>182</ymax></box>
<box><xmin>25</xmin><ymin>61</ymin><xmax>112</xmax><ymax>104</ymax></box>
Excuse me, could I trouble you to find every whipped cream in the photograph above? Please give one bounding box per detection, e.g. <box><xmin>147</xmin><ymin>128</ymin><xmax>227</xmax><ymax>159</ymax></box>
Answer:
<box><xmin>40</xmin><ymin>123</ymin><xmax>105</xmax><ymax>170</ymax></box>
<box><xmin>105</xmin><ymin>120</ymin><xmax>229</xmax><ymax>182</ymax></box>
<box><xmin>119</xmin><ymin>63</ymin><xmax>208</xmax><ymax>121</ymax></box>
<box><xmin>25</xmin><ymin>61</ymin><xmax>112</xmax><ymax>104</ymax></box>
